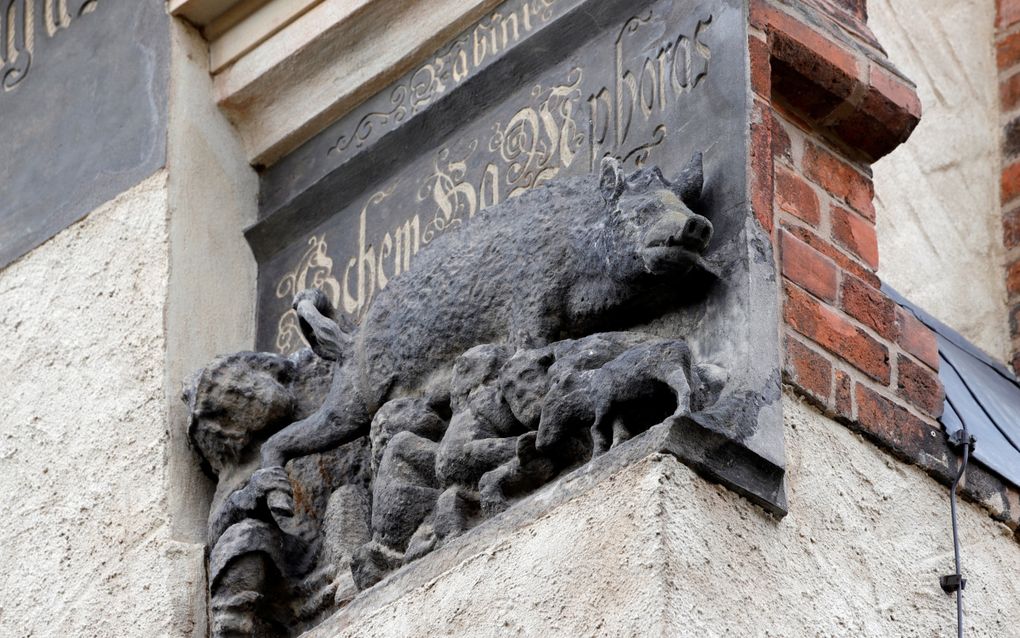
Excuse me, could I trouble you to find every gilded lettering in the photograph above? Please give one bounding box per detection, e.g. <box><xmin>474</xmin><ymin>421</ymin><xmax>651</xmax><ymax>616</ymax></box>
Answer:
<box><xmin>588</xmin><ymin>88</ymin><xmax>612</xmax><ymax>171</ymax></box>
<box><xmin>472</xmin><ymin>23</ymin><xmax>489</xmax><ymax>67</ymax></box>
<box><xmin>671</xmin><ymin>34</ymin><xmax>691</xmax><ymax>94</ymax></box>
<box><xmin>340</xmin><ymin>191</ymin><xmax>393</xmax><ymax>316</ymax></box>
<box><xmin>639</xmin><ymin>58</ymin><xmax>657</xmax><ymax>118</ymax></box>
<box><xmin>614</xmin><ymin>33</ymin><xmax>639</xmax><ymax>147</ymax></box>
<box><xmin>656</xmin><ymin>43</ymin><xmax>670</xmax><ymax>111</ymax></box>
<box><xmin>1</xmin><ymin>0</ymin><xmax>31</xmax><ymax>89</ymax></box>
<box><xmin>692</xmin><ymin>16</ymin><xmax>712</xmax><ymax>88</ymax></box>
<box><xmin>587</xmin><ymin>11</ymin><xmax>713</xmax><ymax>167</ymax></box>
<box><xmin>341</xmin><ymin>256</ymin><xmax>358</xmax><ymax>315</ymax></box>
<box><xmin>328</xmin><ymin>0</ymin><xmax>562</xmax><ymax>158</ymax></box>
<box><xmin>377</xmin><ymin>232</ymin><xmax>393</xmax><ymax>289</ymax></box>
<box><xmin>452</xmin><ymin>45</ymin><xmax>470</xmax><ymax>83</ymax></box>
<box><xmin>429</xmin><ymin>156</ymin><xmax>477</xmax><ymax>221</ymax></box>
<box><xmin>1</xmin><ymin>0</ymin><xmax>98</xmax><ymax>93</ymax></box>
<box><xmin>500</xmin><ymin>10</ymin><xmax>520</xmax><ymax>44</ymax></box>
<box><xmin>480</xmin><ymin>164</ymin><xmax>500</xmax><ymax>211</ymax></box>
<box><xmin>393</xmin><ymin>215</ymin><xmax>421</xmax><ymax>276</ymax></box>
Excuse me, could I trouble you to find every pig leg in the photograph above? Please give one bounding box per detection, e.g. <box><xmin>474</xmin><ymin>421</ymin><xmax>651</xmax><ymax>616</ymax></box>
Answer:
<box><xmin>260</xmin><ymin>364</ymin><xmax>371</xmax><ymax>468</ymax></box>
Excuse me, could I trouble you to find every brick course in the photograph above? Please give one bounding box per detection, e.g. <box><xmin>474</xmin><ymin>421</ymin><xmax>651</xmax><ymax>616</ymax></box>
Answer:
<box><xmin>785</xmin><ymin>283</ymin><xmax>890</xmax><ymax>383</ymax></box>
<box><xmin>896</xmin><ymin>354</ymin><xmax>945</xmax><ymax>419</ymax></box>
<box><xmin>1002</xmin><ymin>7</ymin><xmax>1020</xmax><ymax>374</ymax></box>
<box><xmin>831</xmin><ymin>205</ymin><xmax>879</xmax><ymax>268</ymax></box>
<box><xmin>780</xmin><ymin>230</ymin><xmax>837</xmax><ymax>301</ymax></box>
<box><xmin>755</xmin><ymin>0</ymin><xmax>1020</xmax><ymax>535</ymax></box>
<box><xmin>784</xmin><ymin>336</ymin><xmax>832</xmax><ymax>404</ymax></box>
<box><xmin>803</xmin><ymin>143</ymin><xmax>875</xmax><ymax>216</ymax></box>
<box><xmin>775</xmin><ymin>167</ymin><xmax>821</xmax><ymax>226</ymax></box>
<box><xmin>841</xmin><ymin>274</ymin><xmax>895</xmax><ymax>340</ymax></box>
<box><xmin>895</xmin><ymin>307</ymin><xmax>940</xmax><ymax>371</ymax></box>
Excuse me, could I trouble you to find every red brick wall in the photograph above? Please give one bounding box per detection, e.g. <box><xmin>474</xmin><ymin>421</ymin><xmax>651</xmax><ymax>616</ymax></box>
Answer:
<box><xmin>749</xmin><ymin>1</ymin><xmax>954</xmax><ymax>477</ymax></box>
<box><xmin>751</xmin><ymin>0</ymin><xmax>1020</xmax><ymax>539</ymax></box>
<box><xmin>997</xmin><ymin>0</ymin><xmax>1020</xmax><ymax>373</ymax></box>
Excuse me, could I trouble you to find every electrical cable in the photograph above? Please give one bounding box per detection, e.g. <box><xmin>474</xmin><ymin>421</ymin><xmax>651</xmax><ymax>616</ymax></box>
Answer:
<box><xmin>943</xmin><ymin>426</ymin><xmax>972</xmax><ymax>638</ymax></box>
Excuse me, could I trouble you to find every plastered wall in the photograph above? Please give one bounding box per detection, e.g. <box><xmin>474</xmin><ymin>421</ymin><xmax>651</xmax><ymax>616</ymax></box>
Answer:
<box><xmin>310</xmin><ymin>395</ymin><xmax>1020</xmax><ymax>637</ymax></box>
<box><xmin>869</xmin><ymin>0</ymin><xmax>1011</xmax><ymax>361</ymax></box>
<box><xmin>0</xmin><ymin>21</ymin><xmax>258</xmax><ymax>636</ymax></box>
<box><xmin>0</xmin><ymin>173</ymin><xmax>207</xmax><ymax>636</ymax></box>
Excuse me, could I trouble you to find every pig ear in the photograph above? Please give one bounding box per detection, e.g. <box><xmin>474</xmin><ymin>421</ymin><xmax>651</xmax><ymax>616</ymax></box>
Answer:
<box><xmin>599</xmin><ymin>156</ymin><xmax>626</xmax><ymax>205</ymax></box>
<box><xmin>673</xmin><ymin>152</ymin><xmax>704</xmax><ymax>206</ymax></box>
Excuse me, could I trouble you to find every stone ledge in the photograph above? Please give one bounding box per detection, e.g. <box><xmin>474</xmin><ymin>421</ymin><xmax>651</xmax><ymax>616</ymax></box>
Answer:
<box><xmin>301</xmin><ymin>397</ymin><xmax>1020</xmax><ymax>637</ymax></box>
<box><xmin>303</xmin><ymin>415</ymin><xmax>785</xmax><ymax>636</ymax></box>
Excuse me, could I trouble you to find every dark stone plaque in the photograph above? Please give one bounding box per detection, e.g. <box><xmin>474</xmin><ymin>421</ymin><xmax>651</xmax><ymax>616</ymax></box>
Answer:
<box><xmin>252</xmin><ymin>0</ymin><xmax>785</xmax><ymax>512</ymax></box>
<box><xmin>0</xmin><ymin>0</ymin><xmax>169</xmax><ymax>268</ymax></box>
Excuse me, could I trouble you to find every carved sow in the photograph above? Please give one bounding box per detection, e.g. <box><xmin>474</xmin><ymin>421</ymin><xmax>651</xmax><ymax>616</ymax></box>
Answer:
<box><xmin>260</xmin><ymin>155</ymin><xmax>715</xmax><ymax>470</ymax></box>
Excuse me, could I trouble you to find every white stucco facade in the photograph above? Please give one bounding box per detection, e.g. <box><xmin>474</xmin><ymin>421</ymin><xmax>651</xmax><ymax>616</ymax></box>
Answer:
<box><xmin>0</xmin><ymin>173</ymin><xmax>208</xmax><ymax>636</ymax></box>
<box><xmin>870</xmin><ymin>0</ymin><xmax>1010</xmax><ymax>362</ymax></box>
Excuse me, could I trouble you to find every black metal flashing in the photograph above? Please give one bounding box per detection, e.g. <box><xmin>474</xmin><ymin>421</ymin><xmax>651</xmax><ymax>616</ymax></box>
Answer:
<box><xmin>884</xmin><ymin>285</ymin><xmax>1020</xmax><ymax>489</ymax></box>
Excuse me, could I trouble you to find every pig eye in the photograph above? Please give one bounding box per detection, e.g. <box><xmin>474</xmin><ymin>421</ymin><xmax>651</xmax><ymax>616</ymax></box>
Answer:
<box><xmin>637</xmin><ymin>203</ymin><xmax>659</xmax><ymax>217</ymax></box>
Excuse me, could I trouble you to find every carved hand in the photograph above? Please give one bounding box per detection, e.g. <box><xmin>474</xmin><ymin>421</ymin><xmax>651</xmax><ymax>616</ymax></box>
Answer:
<box><xmin>516</xmin><ymin>431</ymin><xmax>541</xmax><ymax>465</ymax></box>
<box><xmin>246</xmin><ymin>466</ymin><xmax>295</xmax><ymax>518</ymax></box>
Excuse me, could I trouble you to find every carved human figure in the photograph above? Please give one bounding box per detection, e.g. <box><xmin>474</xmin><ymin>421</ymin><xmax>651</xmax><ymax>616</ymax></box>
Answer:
<box><xmin>183</xmin><ymin>351</ymin><xmax>341</xmax><ymax>637</ymax></box>
<box><xmin>350</xmin><ymin>397</ymin><xmax>446</xmax><ymax>589</ymax></box>
<box><xmin>475</xmin><ymin>346</ymin><xmax>560</xmax><ymax>515</ymax></box>
<box><xmin>435</xmin><ymin>344</ymin><xmax>521</xmax><ymax>489</ymax></box>
<box><xmin>407</xmin><ymin>346</ymin><xmax>534</xmax><ymax>560</ymax></box>
<box><xmin>352</xmin><ymin>345</ymin><xmax>530</xmax><ymax>589</ymax></box>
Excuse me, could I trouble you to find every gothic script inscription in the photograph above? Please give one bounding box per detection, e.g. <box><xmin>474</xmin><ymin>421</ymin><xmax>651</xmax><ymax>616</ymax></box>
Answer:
<box><xmin>272</xmin><ymin>6</ymin><xmax>715</xmax><ymax>353</ymax></box>
<box><xmin>1</xmin><ymin>0</ymin><xmax>98</xmax><ymax>93</ymax></box>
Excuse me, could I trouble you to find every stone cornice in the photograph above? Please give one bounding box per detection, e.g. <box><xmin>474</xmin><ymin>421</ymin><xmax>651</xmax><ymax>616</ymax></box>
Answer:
<box><xmin>169</xmin><ymin>0</ymin><xmax>501</xmax><ymax>167</ymax></box>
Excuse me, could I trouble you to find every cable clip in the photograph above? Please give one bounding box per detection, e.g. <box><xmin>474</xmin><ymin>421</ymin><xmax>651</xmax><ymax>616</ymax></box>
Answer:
<box><xmin>940</xmin><ymin>574</ymin><xmax>966</xmax><ymax>594</ymax></box>
<box><xmin>946</xmin><ymin>429</ymin><xmax>975</xmax><ymax>452</ymax></box>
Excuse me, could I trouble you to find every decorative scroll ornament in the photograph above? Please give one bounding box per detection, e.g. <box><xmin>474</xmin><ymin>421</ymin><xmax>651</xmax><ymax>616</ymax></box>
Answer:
<box><xmin>1</xmin><ymin>0</ymin><xmax>99</xmax><ymax>93</ymax></box>
<box><xmin>274</xmin><ymin>236</ymin><xmax>342</xmax><ymax>354</ymax></box>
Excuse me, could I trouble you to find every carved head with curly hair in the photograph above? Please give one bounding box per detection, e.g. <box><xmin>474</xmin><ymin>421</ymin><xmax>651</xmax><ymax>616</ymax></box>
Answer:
<box><xmin>182</xmin><ymin>352</ymin><xmax>298</xmax><ymax>475</ymax></box>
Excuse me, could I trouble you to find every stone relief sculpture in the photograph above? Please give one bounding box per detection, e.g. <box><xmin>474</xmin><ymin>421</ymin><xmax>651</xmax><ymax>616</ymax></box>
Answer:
<box><xmin>183</xmin><ymin>352</ymin><xmax>371</xmax><ymax>636</ymax></box>
<box><xmin>184</xmin><ymin>156</ymin><xmax>730</xmax><ymax>635</ymax></box>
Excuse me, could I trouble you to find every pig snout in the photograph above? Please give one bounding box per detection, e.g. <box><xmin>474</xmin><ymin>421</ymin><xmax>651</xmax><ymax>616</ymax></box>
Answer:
<box><xmin>679</xmin><ymin>215</ymin><xmax>713</xmax><ymax>252</ymax></box>
<box><xmin>638</xmin><ymin>209</ymin><xmax>714</xmax><ymax>275</ymax></box>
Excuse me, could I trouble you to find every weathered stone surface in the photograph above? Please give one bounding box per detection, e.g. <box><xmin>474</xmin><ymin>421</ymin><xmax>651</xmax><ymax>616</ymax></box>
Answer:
<box><xmin>258</xmin><ymin>157</ymin><xmax>715</xmax><ymax>466</ymax></box>
<box><xmin>185</xmin><ymin>150</ymin><xmax>787</xmax><ymax>636</ymax></box>
<box><xmin>250</xmin><ymin>0</ymin><xmax>784</xmax><ymax>515</ymax></box>
<box><xmin>183</xmin><ymin>1</ymin><xmax>786</xmax><ymax>634</ymax></box>
<box><xmin>183</xmin><ymin>348</ymin><xmax>372</xmax><ymax>636</ymax></box>
<box><xmin>302</xmin><ymin>395</ymin><xmax>1020</xmax><ymax>638</ymax></box>
<box><xmin>0</xmin><ymin>0</ymin><xmax>170</xmax><ymax>269</ymax></box>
